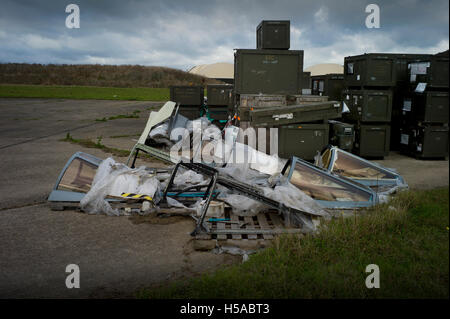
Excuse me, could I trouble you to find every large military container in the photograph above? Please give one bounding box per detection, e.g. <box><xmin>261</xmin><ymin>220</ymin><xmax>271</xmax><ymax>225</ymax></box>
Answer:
<box><xmin>401</xmin><ymin>91</ymin><xmax>449</xmax><ymax>124</ymax></box>
<box><xmin>278</xmin><ymin>123</ymin><xmax>329</xmax><ymax>161</ymax></box>
<box><xmin>344</xmin><ymin>54</ymin><xmax>396</xmax><ymax>87</ymax></box>
<box><xmin>287</xmin><ymin>95</ymin><xmax>329</xmax><ymax>105</ymax></box>
<box><xmin>234</xmin><ymin>49</ymin><xmax>304</xmax><ymax>95</ymax></box>
<box><xmin>177</xmin><ymin>106</ymin><xmax>200</xmax><ymax>120</ymax></box>
<box><xmin>400</xmin><ymin>124</ymin><xmax>449</xmax><ymax>158</ymax></box>
<box><xmin>343</xmin><ymin>89</ymin><xmax>392</xmax><ymax>122</ymax></box>
<box><xmin>207</xmin><ymin>84</ymin><xmax>233</xmax><ymax>106</ymax></box>
<box><xmin>256</xmin><ymin>20</ymin><xmax>290</xmax><ymax>50</ymax></box>
<box><xmin>354</xmin><ymin>124</ymin><xmax>390</xmax><ymax>157</ymax></box>
<box><xmin>311</xmin><ymin>74</ymin><xmax>345</xmax><ymax>101</ymax></box>
<box><xmin>170</xmin><ymin>86</ymin><xmax>204</xmax><ymax>106</ymax></box>
<box><xmin>301</xmin><ymin>72</ymin><xmax>311</xmax><ymax>91</ymax></box>
<box><xmin>240</xmin><ymin>94</ymin><xmax>287</xmax><ymax>108</ymax></box>
<box><xmin>408</xmin><ymin>56</ymin><xmax>449</xmax><ymax>89</ymax></box>
<box><xmin>329</xmin><ymin>120</ymin><xmax>355</xmax><ymax>151</ymax></box>
<box><xmin>207</xmin><ymin>106</ymin><xmax>229</xmax><ymax>121</ymax></box>
<box><xmin>249</xmin><ymin>101</ymin><xmax>342</xmax><ymax>127</ymax></box>
<box><xmin>393</xmin><ymin>53</ymin><xmax>433</xmax><ymax>83</ymax></box>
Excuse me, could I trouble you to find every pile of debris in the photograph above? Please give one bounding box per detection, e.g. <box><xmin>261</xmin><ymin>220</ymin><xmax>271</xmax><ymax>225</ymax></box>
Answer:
<box><xmin>48</xmin><ymin>101</ymin><xmax>408</xmax><ymax>244</ymax></box>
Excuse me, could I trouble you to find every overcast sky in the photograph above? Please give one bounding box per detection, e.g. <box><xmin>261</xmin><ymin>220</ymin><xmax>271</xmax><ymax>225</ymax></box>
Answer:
<box><xmin>0</xmin><ymin>0</ymin><xmax>448</xmax><ymax>70</ymax></box>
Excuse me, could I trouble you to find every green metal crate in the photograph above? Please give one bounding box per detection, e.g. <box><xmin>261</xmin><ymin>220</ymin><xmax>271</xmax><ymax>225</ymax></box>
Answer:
<box><xmin>234</xmin><ymin>49</ymin><xmax>303</xmax><ymax>95</ymax></box>
<box><xmin>250</xmin><ymin>101</ymin><xmax>342</xmax><ymax>127</ymax></box>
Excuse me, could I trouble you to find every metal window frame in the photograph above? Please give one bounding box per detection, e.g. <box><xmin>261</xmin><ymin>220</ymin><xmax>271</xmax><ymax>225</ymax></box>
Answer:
<box><xmin>281</xmin><ymin>156</ymin><xmax>379</xmax><ymax>209</ymax></box>
<box><xmin>47</xmin><ymin>151</ymin><xmax>103</xmax><ymax>203</ymax></box>
<box><xmin>322</xmin><ymin>146</ymin><xmax>407</xmax><ymax>189</ymax></box>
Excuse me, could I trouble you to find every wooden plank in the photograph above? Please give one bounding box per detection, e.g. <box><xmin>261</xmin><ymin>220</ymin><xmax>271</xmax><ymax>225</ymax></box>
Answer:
<box><xmin>257</xmin><ymin>213</ymin><xmax>273</xmax><ymax>240</ymax></box>
<box><xmin>216</xmin><ymin>221</ymin><xmax>227</xmax><ymax>240</ymax></box>
<box><xmin>208</xmin><ymin>228</ymin><xmax>303</xmax><ymax>235</ymax></box>
<box><xmin>230</xmin><ymin>213</ymin><xmax>242</xmax><ymax>240</ymax></box>
<box><xmin>269</xmin><ymin>213</ymin><xmax>285</xmax><ymax>229</ymax></box>
<box><xmin>244</xmin><ymin>216</ymin><xmax>257</xmax><ymax>239</ymax></box>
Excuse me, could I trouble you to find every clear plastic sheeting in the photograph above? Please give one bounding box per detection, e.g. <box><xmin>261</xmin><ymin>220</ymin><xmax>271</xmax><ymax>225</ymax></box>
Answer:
<box><xmin>220</xmin><ymin>194</ymin><xmax>268</xmax><ymax>217</ymax></box>
<box><xmin>173</xmin><ymin>169</ymin><xmax>208</xmax><ymax>188</ymax></box>
<box><xmin>80</xmin><ymin>158</ymin><xmax>161</xmax><ymax>216</ymax></box>
<box><xmin>262</xmin><ymin>177</ymin><xmax>330</xmax><ymax>219</ymax></box>
<box><xmin>149</xmin><ymin>121</ymin><xmax>171</xmax><ymax>146</ymax></box>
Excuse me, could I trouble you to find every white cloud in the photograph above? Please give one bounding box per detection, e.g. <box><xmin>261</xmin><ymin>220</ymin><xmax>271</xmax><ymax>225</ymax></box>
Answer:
<box><xmin>314</xmin><ymin>6</ymin><xmax>329</xmax><ymax>24</ymax></box>
<box><xmin>22</xmin><ymin>34</ymin><xmax>62</xmax><ymax>50</ymax></box>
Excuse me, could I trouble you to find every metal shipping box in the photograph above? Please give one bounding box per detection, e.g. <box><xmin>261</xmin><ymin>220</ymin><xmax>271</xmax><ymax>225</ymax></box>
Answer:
<box><xmin>288</xmin><ymin>95</ymin><xmax>329</xmax><ymax>105</ymax></box>
<box><xmin>177</xmin><ymin>106</ymin><xmax>199</xmax><ymax>120</ymax></box>
<box><xmin>301</xmin><ymin>72</ymin><xmax>311</xmax><ymax>90</ymax></box>
<box><xmin>234</xmin><ymin>49</ymin><xmax>304</xmax><ymax>95</ymax></box>
<box><xmin>401</xmin><ymin>91</ymin><xmax>449</xmax><ymax>124</ymax></box>
<box><xmin>343</xmin><ymin>89</ymin><xmax>392</xmax><ymax>122</ymax></box>
<box><xmin>278</xmin><ymin>124</ymin><xmax>329</xmax><ymax>161</ymax></box>
<box><xmin>256</xmin><ymin>20</ymin><xmax>290</xmax><ymax>50</ymax></box>
<box><xmin>207</xmin><ymin>84</ymin><xmax>233</xmax><ymax>106</ymax></box>
<box><xmin>240</xmin><ymin>94</ymin><xmax>287</xmax><ymax>108</ymax></box>
<box><xmin>408</xmin><ymin>56</ymin><xmax>449</xmax><ymax>88</ymax></box>
<box><xmin>329</xmin><ymin>120</ymin><xmax>355</xmax><ymax>151</ymax></box>
<box><xmin>393</xmin><ymin>53</ymin><xmax>433</xmax><ymax>83</ymax></box>
<box><xmin>249</xmin><ymin>101</ymin><xmax>342</xmax><ymax>127</ymax></box>
<box><xmin>344</xmin><ymin>54</ymin><xmax>396</xmax><ymax>87</ymax></box>
<box><xmin>400</xmin><ymin>125</ymin><xmax>449</xmax><ymax>158</ymax></box>
<box><xmin>207</xmin><ymin>106</ymin><xmax>229</xmax><ymax>121</ymax></box>
<box><xmin>311</xmin><ymin>73</ymin><xmax>345</xmax><ymax>101</ymax></box>
<box><xmin>354</xmin><ymin>124</ymin><xmax>390</xmax><ymax>157</ymax></box>
<box><xmin>170</xmin><ymin>86</ymin><xmax>204</xmax><ymax>106</ymax></box>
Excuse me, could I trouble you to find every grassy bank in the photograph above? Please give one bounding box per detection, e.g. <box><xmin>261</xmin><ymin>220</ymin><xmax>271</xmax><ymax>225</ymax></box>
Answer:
<box><xmin>0</xmin><ymin>84</ymin><xmax>169</xmax><ymax>101</ymax></box>
<box><xmin>140</xmin><ymin>187</ymin><xmax>449</xmax><ymax>299</ymax></box>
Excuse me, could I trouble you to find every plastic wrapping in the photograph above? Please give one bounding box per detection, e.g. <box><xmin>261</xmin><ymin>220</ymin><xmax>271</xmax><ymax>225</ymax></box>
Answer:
<box><xmin>173</xmin><ymin>169</ymin><xmax>207</xmax><ymax>188</ymax></box>
<box><xmin>149</xmin><ymin>121</ymin><xmax>172</xmax><ymax>146</ymax></box>
<box><xmin>80</xmin><ymin>157</ymin><xmax>161</xmax><ymax>216</ymax></box>
<box><xmin>220</xmin><ymin>194</ymin><xmax>268</xmax><ymax>216</ymax></box>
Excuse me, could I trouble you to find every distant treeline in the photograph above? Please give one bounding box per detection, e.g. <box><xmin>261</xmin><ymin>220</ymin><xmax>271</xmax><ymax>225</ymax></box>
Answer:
<box><xmin>0</xmin><ymin>63</ymin><xmax>222</xmax><ymax>88</ymax></box>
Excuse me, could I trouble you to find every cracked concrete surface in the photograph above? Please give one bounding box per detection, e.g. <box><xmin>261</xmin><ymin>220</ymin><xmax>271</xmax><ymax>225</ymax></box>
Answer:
<box><xmin>0</xmin><ymin>98</ymin><xmax>447</xmax><ymax>298</ymax></box>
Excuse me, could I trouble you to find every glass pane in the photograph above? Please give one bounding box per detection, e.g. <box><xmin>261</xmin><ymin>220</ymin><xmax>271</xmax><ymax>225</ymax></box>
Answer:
<box><xmin>331</xmin><ymin>150</ymin><xmax>396</xmax><ymax>180</ymax></box>
<box><xmin>318</xmin><ymin>80</ymin><xmax>324</xmax><ymax>92</ymax></box>
<box><xmin>321</xmin><ymin>149</ymin><xmax>332</xmax><ymax>168</ymax></box>
<box><xmin>57</xmin><ymin>158</ymin><xmax>97</xmax><ymax>193</ymax></box>
<box><xmin>347</xmin><ymin>63</ymin><xmax>354</xmax><ymax>74</ymax></box>
<box><xmin>287</xmin><ymin>162</ymin><xmax>371</xmax><ymax>202</ymax></box>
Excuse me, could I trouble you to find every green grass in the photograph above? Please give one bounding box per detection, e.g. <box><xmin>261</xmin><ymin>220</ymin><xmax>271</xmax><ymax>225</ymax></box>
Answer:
<box><xmin>60</xmin><ymin>132</ymin><xmax>164</xmax><ymax>163</ymax></box>
<box><xmin>139</xmin><ymin>187</ymin><xmax>449</xmax><ymax>299</ymax></box>
<box><xmin>61</xmin><ymin>133</ymin><xmax>130</xmax><ymax>157</ymax></box>
<box><xmin>95</xmin><ymin>110</ymin><xmax>141</xmax><ymax>122</ymax></box>
<box><xmin>0</xmin><ymin>84</ymin><xmax>169</xmax><ymax>101</ymax></box>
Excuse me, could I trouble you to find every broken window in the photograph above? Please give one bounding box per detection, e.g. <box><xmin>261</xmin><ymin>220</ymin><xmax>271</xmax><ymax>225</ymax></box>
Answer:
<box><xmin>284</xmin><ymin>161</ymin><xmax>371</xmax><ymax>202</ymax></box>
<box><xmin>57</xmin><ymin>157</ymin><xmax>98</xmax><ymax>193</ymax></box>
<box><xmin>318</xmin><ymin>146</ymin><xmax>407</xmax><ymax>192</ymax></box>
<box><xmin>48</xmin><ymin>152</ymin><xmax>102</xmax><ymax>203</ymax></box>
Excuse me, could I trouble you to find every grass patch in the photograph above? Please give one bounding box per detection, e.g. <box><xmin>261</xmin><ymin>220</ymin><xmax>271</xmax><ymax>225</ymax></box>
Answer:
<box><xmin>139</xmin><ymin>187</ymin><xmax>449</xmax><ymax>299</ymax></box>
<box><xmin>61</xmin><ymin>132</ymin><xmax>130</xmax><ymax>157</ymax></box>
<box><xmin>109</xmin><ymin>134</ymin><xmax>141</xmax><ymax>139</ymax></box>
<box><xmin>0</xmin><ymin>84</ymin><xmax>170</xmax><ymax>101</ymax></box>
<box><xmin>61</xmin><ymin>132</ymin><xmax>163</xmax><ymax>163</ymax></box>
<box><xmin>95</xmin><ymin>110</ymin><xmax>141</xmax><ymax>122</ymax></box>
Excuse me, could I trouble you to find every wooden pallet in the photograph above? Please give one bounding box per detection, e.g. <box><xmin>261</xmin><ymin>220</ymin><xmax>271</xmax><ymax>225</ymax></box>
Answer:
<box><xmin>195</xmin><ymin>210</ymin><xmax>302</xmax><ymax>241</ymax></box>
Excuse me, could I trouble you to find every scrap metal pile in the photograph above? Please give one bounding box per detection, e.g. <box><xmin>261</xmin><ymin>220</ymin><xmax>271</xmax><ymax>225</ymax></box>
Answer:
<box><xmin>48</xmin><ymin>101</ymin><xmax>408</xmax><ymax>237</ymax></box>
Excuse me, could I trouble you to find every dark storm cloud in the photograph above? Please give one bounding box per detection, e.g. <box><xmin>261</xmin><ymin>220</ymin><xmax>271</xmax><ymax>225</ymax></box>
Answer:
<box><xmin>0</xmin><ymin>0</ymin><xmax>448</xmax><ymax>69</ymax></box>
